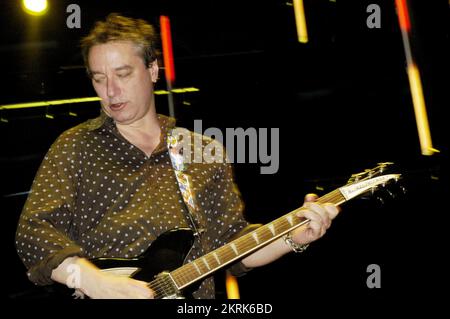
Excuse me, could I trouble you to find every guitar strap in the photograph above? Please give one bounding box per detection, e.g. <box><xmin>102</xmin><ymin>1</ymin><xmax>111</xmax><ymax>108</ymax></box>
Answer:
<box><xmin>167</xmin><ymin>129</ymin><xmax>205</xmax><ymax>237</ymax></box>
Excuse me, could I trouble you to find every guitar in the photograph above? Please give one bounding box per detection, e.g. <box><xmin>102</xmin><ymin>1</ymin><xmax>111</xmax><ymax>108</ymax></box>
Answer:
<box><xmin>76</xmin><ymin>162</ymin><xmax>401</xmax><ymax>299</ymax></box>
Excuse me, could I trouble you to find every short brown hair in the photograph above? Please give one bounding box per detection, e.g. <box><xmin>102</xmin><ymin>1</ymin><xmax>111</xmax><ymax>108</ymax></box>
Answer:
<box><xmin>80</xmin><ymin>13</ymin><xmax>159</xmax><ymax>77</ymax></box>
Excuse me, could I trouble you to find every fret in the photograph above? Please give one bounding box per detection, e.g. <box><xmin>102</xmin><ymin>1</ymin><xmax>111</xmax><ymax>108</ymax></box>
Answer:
<box><xmin>192</xmin><ymin>261</ymin><xmax>202</xmax><ymax>275</ymax></box>
<box><xmin>204</xmin><ymin>249</ymin><xmax>227</xmax><ymax>270</ymax></box>
<box><xmin>255</xmin><ymin>225</ymin><xmax>276</xmax><ymax>242</ymax></box>
<box><xmin>140</xmin><ymin>165</ymin><xmax>398</xmax><ymax>297</ymax></box>
<box><xmin>318</xmin><ymin>189</ymin><xmax>345</xmax><ymax>205</ymax></box>
<box><xmin>202</xmin><ymin>257</ymin><xmax>211</xmax><ymax>270</ymax></box>
<box><xmin>252</xmin><ymin>232</ymin><xmax>260</xmax><ymax>244</ymax></box>
<box><xmin>286</xmin><ymin>214</ymin><xmax>294</xmax><ymax>226</ymax></box>
<box><xmin>212</xmin><ymin>252</ymin><xmax>221</xmax><ymax>265</ymax></box>
<box><xmin>230</xmin><ymin>243</ymin><xmax>239</xmax><ymax>255</ymax></box>
<box><xmin>171</xmin><ymin>187</ymin><xmax>345</xmax><ymax>290</ymax></box>
<box><xmin>197</xmin><ymin>258</ymin><xmax>210</xmax><ymax>274</ymax></box>
<box><xmin>215</xmin><ymin>245</ymin><xmax>232</xmax><ymax>264</ymax></box>
<box><xmin>204</xmin><ymin>254</ymin><xmax>220</xmax><ymax>269</ymax></box>
<box><xmin>267</xmin><ymin>223</ymin><xmax>276</xmax><ymax>236</ymax></box>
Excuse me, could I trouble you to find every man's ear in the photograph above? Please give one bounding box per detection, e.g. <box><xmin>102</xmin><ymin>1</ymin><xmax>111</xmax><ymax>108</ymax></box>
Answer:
<box><xmin>149</xmin><ymin>60</ymin><xmax>159</xmax><ymax>83</ymax></box>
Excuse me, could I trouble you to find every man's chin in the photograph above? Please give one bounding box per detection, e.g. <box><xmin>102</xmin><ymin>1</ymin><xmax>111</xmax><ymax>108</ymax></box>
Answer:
<box><xmin>112</xmin><ymin>116</ymin><xmax>131</xmax><ymax>125</ymax></box>
<box><xmin>102</xmin><ymin>109</ymin><xmax>129</xmax><ymax>124</ymax></box>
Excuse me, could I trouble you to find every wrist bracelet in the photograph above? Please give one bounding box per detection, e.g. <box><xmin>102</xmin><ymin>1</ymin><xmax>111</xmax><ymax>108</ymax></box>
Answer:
<box><xmin>283</xmin><ymin>232</ymin><xmax>309</xmax><ymax>253</ymax></box>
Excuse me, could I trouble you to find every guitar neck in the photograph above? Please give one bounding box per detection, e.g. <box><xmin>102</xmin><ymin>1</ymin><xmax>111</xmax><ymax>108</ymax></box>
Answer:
<box><xmin>167</xmin><ymin>188</ymin><xmax>346</xmax><ymax>290</ymax></box>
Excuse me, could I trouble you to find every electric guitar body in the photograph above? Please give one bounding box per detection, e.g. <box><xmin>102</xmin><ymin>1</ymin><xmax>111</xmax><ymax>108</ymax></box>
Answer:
<box><xmin>92</xmin><ymin>228</ymin><xmax>198</xmax><ymax>298</ymax></box>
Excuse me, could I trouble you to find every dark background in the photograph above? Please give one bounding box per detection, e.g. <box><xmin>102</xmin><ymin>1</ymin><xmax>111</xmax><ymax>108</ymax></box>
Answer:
<box><xmin>1</xmin><ymin>0</ymin><xmax>448</xmax><ymax>307</ymax></box>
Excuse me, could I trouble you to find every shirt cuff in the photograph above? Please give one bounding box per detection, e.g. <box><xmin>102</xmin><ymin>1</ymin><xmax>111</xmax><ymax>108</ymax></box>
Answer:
<box><xmin>27</xmin><ymin>246</ymin><xmax>85</xmax><ymax>286</ymax></box>
<box><xmin>227</xmin><ymin>260</ymin><xmax>253</xmax><ymax>277</ymax></box>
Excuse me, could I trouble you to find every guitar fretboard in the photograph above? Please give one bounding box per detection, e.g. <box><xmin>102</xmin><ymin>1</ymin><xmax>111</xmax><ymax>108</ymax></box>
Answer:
<box><xmin>145</xmin><ymin>164</ymin><xmax>398</xmax><ymax>298</ymax></box>
<box><xmin>169</xmin><ymin>189</ymin><xmax>346</xmax><ymax>290</ymax></box>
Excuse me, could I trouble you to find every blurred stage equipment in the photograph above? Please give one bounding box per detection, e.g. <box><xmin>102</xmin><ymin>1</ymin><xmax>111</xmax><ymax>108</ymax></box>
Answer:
<box><xmin>160</xmin><ymin>15</ymin><xmax>176</xmax><ymax>117</ymax></box>
<box><xmin>0</xmin><ymin>88</ymin><xmax>199</xmax><ymax>122</ymax></box>
<box><xmin>395</xmin><ymin>0</ymin><xmax>439</xmax><ymax>156</ymax></box>
<box><xmin>225</xmin><ymin>271</ymin><xmax>240</xmax><ymax>299</ymax></box>
<box><xmin>293</xmin><ymin>0</ymin><xmax>308</xmax><ymax>43</ymax></box>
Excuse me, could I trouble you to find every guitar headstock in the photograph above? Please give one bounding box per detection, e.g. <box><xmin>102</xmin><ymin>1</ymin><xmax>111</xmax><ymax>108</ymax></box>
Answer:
<box><xmin>339</xmin><ymin>162</ymin><xmax>403</xmax><ymax>202</ymax></box>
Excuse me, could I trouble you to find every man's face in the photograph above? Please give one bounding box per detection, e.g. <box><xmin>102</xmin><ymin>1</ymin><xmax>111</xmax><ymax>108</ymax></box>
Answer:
<box><xmin>88</xmin><ymin>41</ymin><xmax>158</xmax><ymax>125</ymax></box>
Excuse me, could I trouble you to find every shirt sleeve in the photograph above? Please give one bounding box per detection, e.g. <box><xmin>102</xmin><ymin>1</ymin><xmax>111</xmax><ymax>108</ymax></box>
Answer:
<box><xmin>209</xmin><ymin>159</ymin><xmax>249</xmax><ymax>249</ymax></box>
<box><xmin>15</xmin><ymin>132</ymin><xmax>85</xmax><ymax>285</ymax></box>
<box><xmin>206</xmin><ymin>148</ymin><xmax>254</xmax><ymax>277</ymax></box>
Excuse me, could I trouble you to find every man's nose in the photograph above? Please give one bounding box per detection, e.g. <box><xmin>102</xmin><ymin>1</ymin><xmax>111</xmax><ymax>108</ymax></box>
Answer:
<box><xmin>107</xmin><ymin>78</ymin><xmax>121</xmax><ymax>98</ymax></box>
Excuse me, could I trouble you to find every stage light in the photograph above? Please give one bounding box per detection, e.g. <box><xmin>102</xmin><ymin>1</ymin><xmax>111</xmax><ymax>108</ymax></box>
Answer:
<box><xmin>293</xmin><ymin>0</ymin><xmax>308</xmax><ymax>43</ymax></box>
<box><xmin>0</xmin><ymin>97</ymin><xmax>101</xmax><ymax>110</ymax></box>
<box><xmin>22</xmin><ymin>0</ymin><xmax>48</xmax><ymax>16</ymax></box>
<box><xmin>160</xmin><ymin>16</ymin><xmax>176</xmax><ymax>83</ymax></box>
<box><xmin>160</xmin><ymin>15</ymin><xmax>176</xmax><ymax>117</ymax></box>
<box><xmin>406</xmin><ymin>64</ymin><xmax>439</xmax><ymax>155</ymax></box>
<box><xmin>0</xmin><ymin>88</ymin><xmax>199</xmax><ymax>110</ymax></box>
<box><xmin>225</xmin><ymin>272</ymin><xmax>240</xmax><ymax>299</ymax></box>
<box><xmin>395</xmin><ymin>0</ymin><xmax>438</xmax><ymax>155</ymax></box>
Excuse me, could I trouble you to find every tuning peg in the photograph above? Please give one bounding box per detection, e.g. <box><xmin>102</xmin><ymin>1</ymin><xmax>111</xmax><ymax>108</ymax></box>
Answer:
<box><xmin>385</xmin><ymin>189</ymin><xmax>395</xmax><ymax>199</ymax></box>
<box><xmin>364</xmin><ymin>169</ymin><xmax>373</xmax><ymax>178</ymax></box>
<box><xmin>349</xmin><ymin>172</ymin><xmax>365</xmax><ymax>183</ymax></box>
<box><xmin>377</xmin><ymin>162</ymin><xmax>394</xmax><ymax>167</ymax></box>
<box><xmin>375</xmin><ymin>196</ymin><xmax>385</xmax><ymax>205</ymax></box>
<box><xmin>400</xmin><ymin>186</ymin><xmax>407</xmax><ymax>194</ymax></box>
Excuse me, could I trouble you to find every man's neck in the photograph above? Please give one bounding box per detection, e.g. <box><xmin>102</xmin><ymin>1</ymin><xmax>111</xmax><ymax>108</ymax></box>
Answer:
<box><xmin>116</xmin><ymin>111</ymin><xmax>160</xmax><ymax>138</ymax></box>
<box><xmin>115</xmin><ymin>112</ymin><xmax>162</xmax><ymax>157</ymax></box>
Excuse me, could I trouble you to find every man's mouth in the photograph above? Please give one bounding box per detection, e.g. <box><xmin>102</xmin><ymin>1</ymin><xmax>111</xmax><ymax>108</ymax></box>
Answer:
<box><xmin>109</xmin><ymin>102</ymin><xmax>127</xmax><ymax>111</ymax></box>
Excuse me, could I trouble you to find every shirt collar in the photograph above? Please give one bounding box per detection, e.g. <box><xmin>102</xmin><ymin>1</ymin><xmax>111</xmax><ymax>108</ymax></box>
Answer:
<box><xmin>87</xmin><ymin>111</ymin><xmax>175</xmax><ymax>130</ymax></box>
<box><xmin>86</xmin><ymin>111</ymin><xmax>177</xmax><ymax>154</ymax></box>
<box><xmin>86</xmin><ymin>111</ymin><xmax>111</xmax><ymax>131</ymax></box>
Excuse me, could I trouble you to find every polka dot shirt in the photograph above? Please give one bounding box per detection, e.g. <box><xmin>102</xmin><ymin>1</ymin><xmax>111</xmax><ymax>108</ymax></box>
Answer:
<box><xmin>15</xmin><ymin>112</ymin><xmax>249</xmax><ymax>299</ymax></box>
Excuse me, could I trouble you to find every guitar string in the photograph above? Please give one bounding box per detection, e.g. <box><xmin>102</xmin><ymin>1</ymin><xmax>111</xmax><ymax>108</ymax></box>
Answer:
<box><xmin>100</xmin><ymin>170</ymin><xmax>387</xmax><ymax>297</ymax></box>
<box><xmin>170</xmin><ymin>191</ymin><xmax>345</xmax><ymax>285</ymax></box>
<box><xmin>170</xmin><ymin>191</ymin><xmax>345</xmax><ymax>286</ymax></box>
<box><xmin>168</xmin><ymin>170</ymin><xmax>391</xmax><ymax>288</ymax></box>
<box><xmin>144</xmin><ymin>191</ymin><xmax>346</xmax><ymax>296</ymax></box>
<box><xmin>148</xmin><ymin>212</ymin><xmax>332</xmax><ymax>297</ymax></box>
<box><xmin>148</xmin><ymin>277</ymin><xmax>175</xmax><ymax>298</ymax></box>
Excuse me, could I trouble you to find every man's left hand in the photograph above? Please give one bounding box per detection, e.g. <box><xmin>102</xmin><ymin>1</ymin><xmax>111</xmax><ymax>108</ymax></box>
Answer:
<box><xmin>291</xmin><ymin>194</ymin><xmax>340</xmax><ymax>245</ymax></box>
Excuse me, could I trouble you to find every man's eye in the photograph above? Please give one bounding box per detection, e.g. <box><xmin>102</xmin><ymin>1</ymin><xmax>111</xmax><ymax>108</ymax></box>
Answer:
<box><xmin>93</xmin><ymin>77</ymin><xmax>105</xmax><ymax>83</ymax></box>
<box><xmin>118</xmin><ymin>72</ymin><xmax>130</xmax><ymax>78</ymax></box>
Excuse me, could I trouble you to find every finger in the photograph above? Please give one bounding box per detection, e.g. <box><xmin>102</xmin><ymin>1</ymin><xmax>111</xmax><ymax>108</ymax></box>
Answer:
<box><xmin>300</xmin><ymin>208</ymin><xmax>325</xmax><ymax>238</ymax></box>
<box><xmin>303</xmin><ymin>202</ymin><xmax>331</xmax><ymax>228</ymax></box>
<box><xmin>131</xmin><ymin>279</ymin><xmax>154</xmax><ymax>299</ymax></box>
<box><xmin>323</xmin><ymin>203</ymin><xmax>340</xmax><ymax>220</ymax></box>
<box><xmin>307</xmin><ymin>219</ymin><xmax>322</xmax><ymax>238</ymax></box>
<box><xmin>304</xmin><ymin>193</ymin><xmax>319</xmax><ymax>203</ymax></box>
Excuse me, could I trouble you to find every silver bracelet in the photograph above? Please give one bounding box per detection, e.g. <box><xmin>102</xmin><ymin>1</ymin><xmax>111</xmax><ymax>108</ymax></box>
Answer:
<box><xmin>283</xmin><ymin>232</ymin><xmax>309</xmax><ymax>253</ymax></box>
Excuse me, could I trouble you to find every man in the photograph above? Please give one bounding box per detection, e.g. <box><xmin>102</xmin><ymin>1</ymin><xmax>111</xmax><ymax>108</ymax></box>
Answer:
<box><xmin>15</xmin><ymin>14</ymin><xmax>339</xmax><ymax>299</ymax></box>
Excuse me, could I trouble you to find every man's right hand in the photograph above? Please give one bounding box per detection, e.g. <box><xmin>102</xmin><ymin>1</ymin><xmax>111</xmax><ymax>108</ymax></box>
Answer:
<box><xmin>51</xmin><ymin>256</ymin><xmax>154</xmax><ymax>299</ymax></box>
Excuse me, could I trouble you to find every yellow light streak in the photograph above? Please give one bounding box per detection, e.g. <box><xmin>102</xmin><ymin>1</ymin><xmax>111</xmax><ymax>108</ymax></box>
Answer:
<box><xmin>225</xmin><ymin>272</ymin><xmax>240</xmax><ymax>299</ymax></box>
<box><xmin>0</xmin><ymin>97</ymin><xmax>101</xmax><ymax>111</ymax></box>
<box><xmin>0</xmin><ymin>88</ymin><xmax>200</xmax><ymax>110</ymax></box>
<box><xmin>406</xmin><ymin>64</ymin><xmax>439</xmax><ymax>155</ymax></box>
<box><xmin>293</xmin><ymin>0</ymin><xmax>308</xmax><ymax>43</ymax></box>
